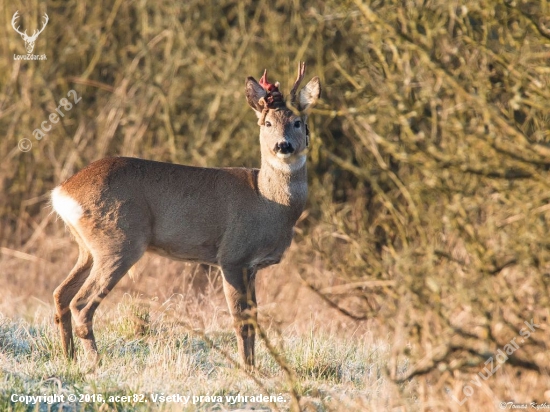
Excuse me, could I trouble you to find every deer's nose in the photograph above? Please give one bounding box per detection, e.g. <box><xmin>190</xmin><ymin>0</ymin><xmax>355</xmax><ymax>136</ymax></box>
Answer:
<box><xmin>274</xmin><ymin>141</ymin><xmax>294</xmax><ymax>154</ymax></box>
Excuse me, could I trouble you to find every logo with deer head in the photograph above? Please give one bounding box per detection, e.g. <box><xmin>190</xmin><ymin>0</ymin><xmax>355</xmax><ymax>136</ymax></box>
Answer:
<box><xmin>11</xmin><ymin>11</ymin><xmax>49</xmax><ymax>54</ymax></box>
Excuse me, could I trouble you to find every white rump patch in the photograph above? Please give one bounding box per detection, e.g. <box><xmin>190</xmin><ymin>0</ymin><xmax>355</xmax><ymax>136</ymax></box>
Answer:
<box><xmin>51</xmin><ymin>186</ymin><xmax>83</xmax><ymax>226</ymax></box>
<box><xmin>267</xmin><ymin>154</ymin><xmax>306</xmax><ymax>173</ymax></box>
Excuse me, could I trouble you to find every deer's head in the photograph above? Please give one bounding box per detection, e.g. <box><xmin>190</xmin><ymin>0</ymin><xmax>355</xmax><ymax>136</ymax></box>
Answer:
<box><xmin>246</xmin><ymin>63</ymin><xmax>321</xmax><ymax>171</ymax></box>
<box><xmin>11</xmin><ymin>11</ymin><xmax>49</xmax><ymax>54</ymax></box>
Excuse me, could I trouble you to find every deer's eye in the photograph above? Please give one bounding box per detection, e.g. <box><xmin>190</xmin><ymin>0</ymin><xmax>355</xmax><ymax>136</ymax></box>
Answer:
<box><xmin>294</xmin><ymin>120</ymin><xmax>301</xmax><ymax>128</ymax></box>
<box><xmin>265</xmin><ymin>121</ymin><xmax>272</xmax><ymax>127</ymax></box>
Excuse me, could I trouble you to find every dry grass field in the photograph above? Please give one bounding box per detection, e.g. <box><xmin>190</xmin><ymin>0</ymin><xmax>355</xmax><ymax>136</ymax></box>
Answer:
<box><xmin>1</xmin><ymin>0</ymin><xmax>550</xmax><ymax>410</ymax></box>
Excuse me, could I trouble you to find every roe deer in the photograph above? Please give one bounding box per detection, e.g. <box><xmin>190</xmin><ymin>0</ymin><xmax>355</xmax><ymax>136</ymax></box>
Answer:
<box><xmin>51</xmin><ymin>63</ymin><xmax>321</xmax><ymax>368</ymax></box>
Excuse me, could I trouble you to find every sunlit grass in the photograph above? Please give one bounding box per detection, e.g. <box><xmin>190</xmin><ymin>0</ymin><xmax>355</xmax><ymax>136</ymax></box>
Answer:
<box><xmin>0</xmin><ymin>300</ymin><xmax>400</xmax><ymax>411</ymax></box>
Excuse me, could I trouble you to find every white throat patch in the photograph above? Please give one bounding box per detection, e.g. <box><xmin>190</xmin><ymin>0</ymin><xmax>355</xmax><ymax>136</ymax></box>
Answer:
<box><xmin>266</xmin><ymin>154</ymin><xmax>306</xmax><ymax>173</ymax></box>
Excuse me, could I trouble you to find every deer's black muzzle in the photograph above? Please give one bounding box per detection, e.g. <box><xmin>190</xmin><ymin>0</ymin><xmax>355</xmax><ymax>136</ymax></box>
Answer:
<box><xmin>274</xmin><ymin>141</ymin><xmax>294</xmax><ymax>155</ymax></box>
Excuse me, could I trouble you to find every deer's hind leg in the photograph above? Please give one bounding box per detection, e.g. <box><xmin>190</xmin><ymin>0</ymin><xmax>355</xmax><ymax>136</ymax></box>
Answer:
<box><xmin>69</xmin><ymin>242</ymin><xmax>146</xmax><ymax>364</ymax></box>
<box><xmin>53</xmin><ymin>230</ymin><xmax>92</xmax><ymax>359</ymax></box>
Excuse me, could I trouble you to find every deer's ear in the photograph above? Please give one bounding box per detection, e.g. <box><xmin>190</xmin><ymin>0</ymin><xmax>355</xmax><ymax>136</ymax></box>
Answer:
<box><xmin>297</xmin><ymin>77</ymin><xmax>321</xmax><ymax>113</ymax></box>
<box><xmin>245</xmin><ymin>77</ymin><xmax>267</xmax><ymax>113</ymax></box>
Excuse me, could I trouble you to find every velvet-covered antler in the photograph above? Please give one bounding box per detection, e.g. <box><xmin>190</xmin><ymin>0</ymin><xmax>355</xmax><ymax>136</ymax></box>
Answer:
<box><xmin>257</xmin><ymin>69</ymin><xmax>285</xmax><ymax>125</ymax></box>
<box><xmin>256</xmin><ymin>63</ymin><xmax>306</xmax><ymax>125</ymax></box>
<box><xmin>290</xmin><ymin>62</ymin><xmax>306</xmax><ymax>108</ymax></box>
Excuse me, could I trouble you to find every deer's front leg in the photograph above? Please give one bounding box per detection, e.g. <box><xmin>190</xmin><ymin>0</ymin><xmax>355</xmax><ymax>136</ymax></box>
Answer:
<box><xmin>221</xmin><ymin>266</ymin><xmax>257</xmax><ymax>369</ymax></box>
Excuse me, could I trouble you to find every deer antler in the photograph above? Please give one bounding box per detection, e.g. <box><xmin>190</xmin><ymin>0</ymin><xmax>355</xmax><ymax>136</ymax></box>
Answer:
<box><xmin>11</xmin><ymin>11</ymin><xmax>27</xmax><ymax>37</ymax></box>
<box><xmin>256</xmin><ymin>64</ymin><xmax>307</xmax><ymax>125</ymax></box>
<box><xmin>11</xmin><ymin>11</ymin><xmax>49</xmax><ymax>41</ymax></box>
<box><xmin>257</xmin><ymin>69</ymin><xmax>284</xmax><ymax>125</ymax></box>
<box><xmin>290</xmin><ymin>62</ymin><xmax>306</xmax><ymax>108</ymax></box>
<box><xmin>28</xmin><ymin>13</ymin><xmax>49</xmax><ymax>41</ymax></box>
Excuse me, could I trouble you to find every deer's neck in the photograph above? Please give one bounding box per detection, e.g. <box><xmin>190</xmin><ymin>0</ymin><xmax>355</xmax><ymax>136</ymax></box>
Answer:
<box><xmin>258</xmin><ymin>154</ymin><xmax>308</xmax><ymax>218</ymax></box>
